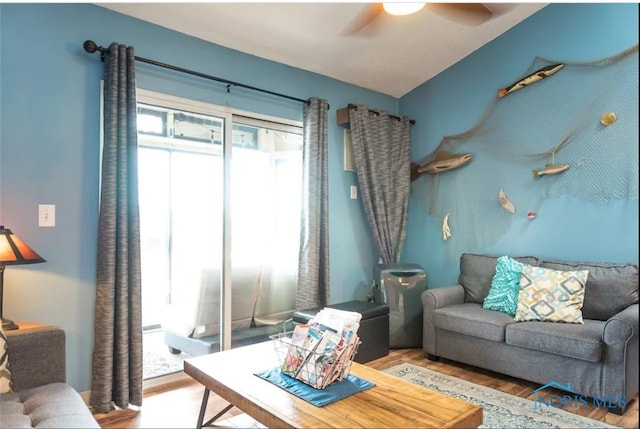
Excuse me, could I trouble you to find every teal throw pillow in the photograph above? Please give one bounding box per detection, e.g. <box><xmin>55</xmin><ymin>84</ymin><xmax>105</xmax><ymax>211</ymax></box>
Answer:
<box><xmin>483</xmin><ymin>256</ymin><xmax>523</xmax><ymax>315</ymax></box>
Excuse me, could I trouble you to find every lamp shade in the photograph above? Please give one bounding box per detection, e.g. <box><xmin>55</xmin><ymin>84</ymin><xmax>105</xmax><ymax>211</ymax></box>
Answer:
<box><xmin>0</xmin><ymin>226</ymin><xmax>46</xmax><ymax>265</ymax></box>
<box><xmin>1</xmin><ymin>225</ymin><xmax>46</xmax><ymax>330</ymax></box>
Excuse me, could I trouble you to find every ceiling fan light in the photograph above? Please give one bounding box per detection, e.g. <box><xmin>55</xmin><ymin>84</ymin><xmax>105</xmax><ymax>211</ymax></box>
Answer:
<box><xmin>383</xmin><ymin>2</ymin><xmax>426</xmax><ymax>16</ymax></box>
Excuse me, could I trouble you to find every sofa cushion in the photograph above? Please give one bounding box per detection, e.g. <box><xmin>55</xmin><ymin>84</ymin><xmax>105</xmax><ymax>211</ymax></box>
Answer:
<box><xmin>506</xmin><ymin>319</ymin><xmax>605</xmax><ymax>362</ymax></box>
<box><xmin>458</xmin><ymin>253</ymin><xmax>539</xmax><ymax>304</ymax></box>
<box><xmin>434</xmin><ymin>303</ymin><xmax>515</xmax><ymax>342</ymax></box>
<box><xmin>3</xmin><ymin>382</ymin><xmax>101</xmax><ymax>428</ymax></box>
<box><xmin>1</xmin><ymin>325</ymin><xmax>12</xmax><ymax>394</ymax></box>
<box><xmin>514</xmin><ymin>265</ymin><xmax>588</xmax><ymax>324</ymax></box>
<box><xmin>541</xmin><ymin>260</ymin><xmax>639</xmax><ymax>321</ymax></box>
<box><xmin>0</xmin><ymin>397</ymin><xmax>24</xmax><ymax>414</ymax></box>
<box><xmin>483</xmin><ymin>256</ymin><xmax>523</xmax><ymax>315</ymax></box>
<box><xmin>0</xmin><ymin>394</ymin><xmax>31</xmax><ymax>428</ymax></box>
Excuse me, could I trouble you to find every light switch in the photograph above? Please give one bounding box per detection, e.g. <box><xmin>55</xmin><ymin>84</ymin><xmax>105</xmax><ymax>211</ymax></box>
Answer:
<box><xmin>350</xmin><ymin>185</ymin><xmax>358</xmax><ymax>200</ymax></box>
<box><xmin>38</xmin><ymin>204</ymin><xmax>55</xmax><ymax>227</ymax></box>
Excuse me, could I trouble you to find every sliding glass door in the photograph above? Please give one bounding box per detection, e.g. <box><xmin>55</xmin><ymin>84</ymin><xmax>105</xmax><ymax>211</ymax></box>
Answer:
<box><xmin>136</xmin><ymin>90</ymin><xmax>302</xmax><ymax>377</ymax></box>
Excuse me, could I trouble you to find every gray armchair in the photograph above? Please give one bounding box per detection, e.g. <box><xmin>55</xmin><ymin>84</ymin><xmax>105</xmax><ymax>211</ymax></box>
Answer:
<box><xmin>1</xmin><ymin>326</ymin><xmax>100</xmax><ymax>428</ymax></box>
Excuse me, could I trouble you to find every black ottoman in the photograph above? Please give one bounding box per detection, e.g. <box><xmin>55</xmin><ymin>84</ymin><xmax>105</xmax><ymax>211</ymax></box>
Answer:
<box><xmin>292</xmin><ymin>300</ymin><xmax>390</xmax><ymax>363</ymax></box>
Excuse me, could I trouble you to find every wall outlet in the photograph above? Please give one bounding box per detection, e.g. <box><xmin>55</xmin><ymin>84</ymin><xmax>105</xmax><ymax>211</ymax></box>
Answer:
<box><xmin>38</xmin><ymin>204</ymin><xmax>56</xmax><ymax>227</ymax></box>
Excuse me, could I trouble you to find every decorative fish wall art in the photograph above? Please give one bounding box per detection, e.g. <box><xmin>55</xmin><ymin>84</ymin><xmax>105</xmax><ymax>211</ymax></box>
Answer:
<box><xmin>498</xmin><ymin>63</ymin><xmax>564</xmax><ymax>98</ymax></box>
<box><xmin>417</xmin><ymin>151</ymin><xmax>472</xmax><ymax>174</ymax></box>
<box><xmin>532</xmin><ymin>134</ymin><xmax>572</xmax><ymax>179</ymax></box>
<box><xmin>533</xmin><ymin>163</ymin><xmax>569</xmax><ymax>179</ymax></box>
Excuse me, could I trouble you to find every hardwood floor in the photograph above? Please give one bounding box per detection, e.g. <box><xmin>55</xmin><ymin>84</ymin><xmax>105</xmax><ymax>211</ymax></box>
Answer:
<box><xmin>94</xmin><ymin>348</ymin><xmax>639</xmax><ymax>428</ymax></box>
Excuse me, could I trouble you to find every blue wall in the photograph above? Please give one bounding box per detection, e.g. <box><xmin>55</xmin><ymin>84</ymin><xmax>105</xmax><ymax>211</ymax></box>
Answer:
<box><xmin>0</xmin><ymin>3</ymin><xmax>396</xmax><ymax>391</ymax></box>
<box><xmin>401</xmin><ymin>3</ymin><xmax>639</xmax><ymax>287</ymax></box>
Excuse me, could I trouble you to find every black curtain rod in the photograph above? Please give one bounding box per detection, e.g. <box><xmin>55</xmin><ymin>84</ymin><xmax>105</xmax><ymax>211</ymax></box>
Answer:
<box><xmin>348</xmin><ymin>103</ymin><xmax>415</xmax><ymax>125</ymax></box>
<box><xmin>83</xmin><ymin>40</ymin><xmax>311</xmax><ymax>106</ymax></box>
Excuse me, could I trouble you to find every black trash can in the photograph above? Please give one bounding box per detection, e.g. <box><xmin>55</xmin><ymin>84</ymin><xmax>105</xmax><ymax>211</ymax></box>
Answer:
<box><xmin>374</xmin><ymin>263</ymin><xmax>427</xmax><ymax>348</ymax></box>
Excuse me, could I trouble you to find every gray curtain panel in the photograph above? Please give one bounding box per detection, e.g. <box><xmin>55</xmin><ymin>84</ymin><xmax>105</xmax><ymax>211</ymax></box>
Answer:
<box><xmin>296</xmin><ymin>97</ymin><xmax>330</xmax><ymax>310</ymax></box>
<box><xmin>348</xmin><ymin>105</ymin><xmax>411</xmax><ymax>264</ymax></box>
<box><xmin>90</xmin><ymin>42</ymin><xmax>143</xmax><ymax>413</ymax></box>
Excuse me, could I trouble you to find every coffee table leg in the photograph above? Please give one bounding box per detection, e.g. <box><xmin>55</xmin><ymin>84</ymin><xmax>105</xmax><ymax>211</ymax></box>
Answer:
<box><xmin>196</xmin><ymin>388</ymin><xmax>234</xmax><ymax>428</ymax></box>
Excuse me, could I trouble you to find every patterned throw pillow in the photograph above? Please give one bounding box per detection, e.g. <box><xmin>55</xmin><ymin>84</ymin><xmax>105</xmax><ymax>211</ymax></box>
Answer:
<box><xmin>1</xmin><ymin>324</ymin><xmax>12</xmax><ymax>394</ymax></box>
<box><xmin>483</xmin><ymin>256</ymin><xmax>523</xmax><ymax>315</ymax></box>
<box><xmin>514</xmin><ymin>265</ymin><xmax>589</xmax><ymax>324</ymax></box>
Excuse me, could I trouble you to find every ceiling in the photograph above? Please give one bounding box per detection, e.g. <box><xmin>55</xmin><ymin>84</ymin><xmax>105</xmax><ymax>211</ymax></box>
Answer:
<box><xmin>98</xmin><ymin>2</ymin><xmax>548</xmax><ymax>98</ymax></box>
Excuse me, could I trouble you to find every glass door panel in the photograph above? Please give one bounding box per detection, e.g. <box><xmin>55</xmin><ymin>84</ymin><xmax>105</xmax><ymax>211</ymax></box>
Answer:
<box><xmin>138</xmin><ymin>100</ymin><xmax>225</xmax><ymax>379</ymax></box>
<box><xmin>168</xmin><ymin>151</ymin><xmax>222</xmax><ymax>340</ymax></box>
<box><xmin>229</xmin><ymin>121</ymin><xmax>303</xmax><ymax>349</ymax></box>
<box><xmin>139</xmin><ymin>147</ymin><xmax>171</xmax><ymax>329</ymax></box>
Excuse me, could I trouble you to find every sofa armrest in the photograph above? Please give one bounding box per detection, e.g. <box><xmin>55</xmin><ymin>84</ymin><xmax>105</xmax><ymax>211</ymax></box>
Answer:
<box><xmin>602</xmin><ymin>304</ymin><xmax>638</xmax><ymax>405</ymax></box>
<box><xmin>603</xmin><ymin>303</ymin><xmax>638</xmax><ymax>345</ymax></box>
<box><xmin>421</xmin><ymin>285</ymin><xmax>465</xmax><ymax>357</ymax></box>
<box><xmin>5</xmin><ymin>326</ymin><xmax>66</xmax><ymax>392</ymax></box>
<box><xmin>421</xmin><ymin>285</ymin><xmax>465</xmax><ymax>310</ymax></box>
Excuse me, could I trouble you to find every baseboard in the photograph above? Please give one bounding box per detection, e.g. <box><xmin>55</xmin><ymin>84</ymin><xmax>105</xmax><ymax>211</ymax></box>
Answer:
<box><xmin>143</xmin><ymin>371</ymin><xmax>192</xmax><ymax>393</ymax></box>
<box><xmin>78</xmin><ymin>371</ymin><xmax>192</xmax><ymax>406</ymax></box>
<box><xmin>79</xmin><ymin>389</ymin><xmax>91</xmax><ymax>405</ymax></box>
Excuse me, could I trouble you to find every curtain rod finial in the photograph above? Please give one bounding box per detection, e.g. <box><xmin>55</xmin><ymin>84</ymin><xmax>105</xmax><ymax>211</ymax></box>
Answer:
<box><xmin>83</xmin><ymin>40</ymin><xmax>101</xmax><ymax>54</ymax></box>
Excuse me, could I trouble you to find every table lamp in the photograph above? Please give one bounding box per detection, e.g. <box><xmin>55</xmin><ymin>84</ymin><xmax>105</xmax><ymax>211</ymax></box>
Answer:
<box><xmin>0</xmin><ymin>225</ymin><xmax>46</xmax><ymax>330</ymax></box>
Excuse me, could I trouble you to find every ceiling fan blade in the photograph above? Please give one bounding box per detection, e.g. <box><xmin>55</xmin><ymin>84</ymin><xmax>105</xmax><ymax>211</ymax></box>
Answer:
<box><xmin>427</xmin><ymin>3</ymin><xmax>494</xmax><ymax>26</ymax></box>
<box><xmin>340</xmin><ymin>3</ymin><xmax>384</xmax><ymax>36</ymax></box>
<box><xmin>483</xmin><ymin>3</ymin><xmax>518</xmax><ymax>16</ymax></box>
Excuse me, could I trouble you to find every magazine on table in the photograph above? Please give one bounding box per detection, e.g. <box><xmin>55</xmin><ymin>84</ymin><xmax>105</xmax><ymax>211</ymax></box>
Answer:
<box><xmin>282</xmin><ymin>324</ymin><xmax>310</xmax><ymax>376</ymax></box>
<box><xmin>278</xmin><ymin>308</ymin><xmax>362</xmax><ymax>388</ymax></box>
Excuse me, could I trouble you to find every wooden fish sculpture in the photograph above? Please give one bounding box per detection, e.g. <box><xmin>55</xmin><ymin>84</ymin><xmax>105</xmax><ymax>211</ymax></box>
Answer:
<box><xmin>417</xmin><ymin>151</ymin><xmax>472</xmax><ymax>174</ymax></box>
<box><xmin>533</xmin><ymin>163</ymin><xmax>569</xmax><ymax>179</ymax></box>
<box><xmin>498</xmin><ymin>63</ymin><xmax>564</xmax><ymax>98</ymax></box>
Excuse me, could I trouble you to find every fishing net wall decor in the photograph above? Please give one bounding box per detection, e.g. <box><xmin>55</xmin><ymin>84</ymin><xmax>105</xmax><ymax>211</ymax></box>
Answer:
<box><xmin>414</xmin><ymin>45</ymin><xmax>638</xmax><ymax>263</ymax></box>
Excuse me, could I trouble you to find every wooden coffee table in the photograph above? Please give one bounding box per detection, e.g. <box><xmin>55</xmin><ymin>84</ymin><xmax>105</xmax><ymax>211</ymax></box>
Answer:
<box><xmin>184</xmin><ymin>340</ymin><xmax>482</xmax><ymax>428</ymax></box>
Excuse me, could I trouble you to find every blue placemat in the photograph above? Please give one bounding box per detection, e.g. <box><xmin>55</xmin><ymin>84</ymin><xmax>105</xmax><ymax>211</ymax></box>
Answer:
<box><xmin>254</xmin><ymin>367</ymin><xmax>375</xmax><ymax>407</ymax></box>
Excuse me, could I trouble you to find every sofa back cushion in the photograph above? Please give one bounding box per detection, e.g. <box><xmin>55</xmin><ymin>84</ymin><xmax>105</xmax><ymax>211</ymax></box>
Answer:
<box><xmin>540</xmin><ymin>260</ymin><xmax>639</xmax><ymax>321</ymax></box>
<box><xmin>458</xmin><ymin>253</ymin><xmax>540</xmax><ymax>304</ymax></box>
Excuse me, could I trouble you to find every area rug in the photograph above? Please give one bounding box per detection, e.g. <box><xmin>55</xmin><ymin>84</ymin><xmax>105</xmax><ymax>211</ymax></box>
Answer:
<box><xmin>143</xmin><ymin>348</ymin><xmax>184</xmax><ymax>380</ymax></box>
<box><xmin>143</xmin><ymin>330</ymin><xmax>185</xmax><ymax>380</ymax></box>
<box><xmin>384</xmin><ymin>363</ymin><xmax>618</xmax><ymax>429</ymax></box>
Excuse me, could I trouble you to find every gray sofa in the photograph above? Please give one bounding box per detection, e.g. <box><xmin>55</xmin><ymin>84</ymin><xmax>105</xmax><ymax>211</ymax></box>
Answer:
<box><xmin>422</xmin><ymin>253</ymin><xmax>639</xmax><ymax>414</ymax></box>
<box><xmin>0</xmin><ymin>326</ymin><xmax>100</xmax><ymax>428</ymax></box>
